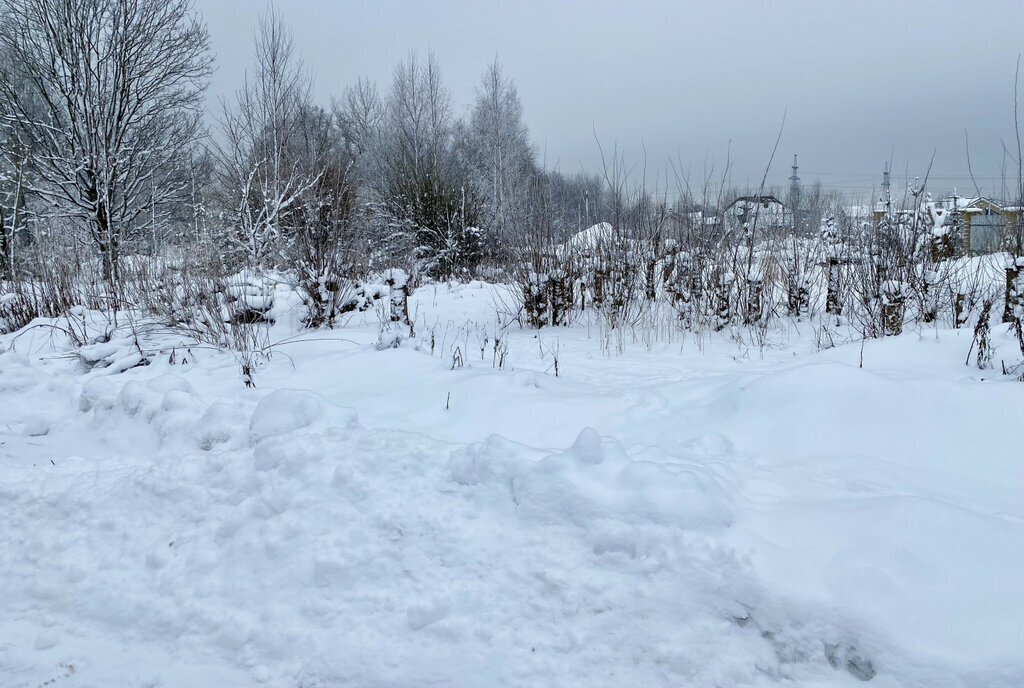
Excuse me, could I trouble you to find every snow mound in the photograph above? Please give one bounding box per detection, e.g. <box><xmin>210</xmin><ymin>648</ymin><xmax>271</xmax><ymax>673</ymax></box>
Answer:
<box><xmin>563</xmin><ymin>221</ymin><xmax>614</xmax><ymax>252</ymax></box>
<box><xmin>21</xmin><ymin>414</ymin><xmax>51</xmax><ymax>437</ymax></box>
<box><xmin>78</xmin><ymin>376</ymin><xmax>117</xmax><ymax>412</ymax></box>
<box><xmin>195</xmin><ymin>402</ymin><xmax>250</xmax><ymax>451</ymax></box>
<box><xmin>248</xmin><ymin>389</ymin><xmax>357</xmax><ymax>443</ymax></box>
<box><xmin>0</xmin><ymin>364</ymin><xmax>36</xmax><ymax>393</ymax></box>
<box><xmin>451</xmin><ymin>428</ymin><xmax>733</xmax><ymax>531</ymax></box>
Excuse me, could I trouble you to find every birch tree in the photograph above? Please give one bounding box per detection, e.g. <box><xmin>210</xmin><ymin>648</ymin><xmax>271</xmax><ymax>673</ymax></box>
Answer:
<box><xmin>0</xmin><ymin>134</ymin><xmax>27</xmax><ymax>279</ymax></box>
<box><xmin>214</xmin><ymin>8</ymin><xmax>321</xmax><ymax>267</ymax></box>
<box><xmin>335</xmin><ymin>77</ymin><xmax>385</xmax><ymax>176</ymax></box>
<box><xmin>463</xmin><ymin>59</ymin><xmax>535</xmax><ymax>250</ymax></box>
<box><xmin>372</xmin><ymin>51</ymin><xmax>482</xmax><ymax>277</ymax></box>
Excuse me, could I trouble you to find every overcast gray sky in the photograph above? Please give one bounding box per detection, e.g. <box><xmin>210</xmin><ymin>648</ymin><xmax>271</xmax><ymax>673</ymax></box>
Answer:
<box><xmin>196</xmin><ymin>0</ymin><xmax>1024</xmax><ymax>200</ymax></box>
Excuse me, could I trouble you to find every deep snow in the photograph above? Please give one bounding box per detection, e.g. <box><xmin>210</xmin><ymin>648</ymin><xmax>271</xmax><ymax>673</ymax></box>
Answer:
<box><xmin>1</xmin><ymin>281</ymin><xmax>1022</xmax><ymax>687</ymax></box>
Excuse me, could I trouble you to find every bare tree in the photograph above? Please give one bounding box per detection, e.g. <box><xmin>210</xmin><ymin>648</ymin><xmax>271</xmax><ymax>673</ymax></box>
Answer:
<box><xmin>0</xmin><ymin>116</ymin><xmax>29</xmax><ymax>278</ymax></box>
<box><xmin>213</xmin><ymin>9</ymin><xmax>322</xmax><ymax>268</ymax></box>
<box><xmin>377</xmin><ymin>51</ymin><xmax>451</xmax><ymax>190</ymax></box>
<box><xmin>288</xmin><ymin>105</ymin><xmax>361</xmax><ymax>327</ymax></box>
<box><xmin>335</xmin><ymin>77</ymin><xmax>385</xmax><ymax>168</ymax></box>
<box><xmin>0</xmin><ymin>29</ymin><xmax>26</xmax><ymax>278</ymax></box>
<box><xmin>0</xmin><ymin>0</ymin><xmax>212</xmax><ymax>284</ymax></box>
<box><xmin>462</xmin><ymin>59</ymin><xmax>535</xmax><ymax>253</ymax></box>
<box><xmin>370</xmin><ymin>51</ymin><xmax>482</xmax><ymax>278</ymax></box>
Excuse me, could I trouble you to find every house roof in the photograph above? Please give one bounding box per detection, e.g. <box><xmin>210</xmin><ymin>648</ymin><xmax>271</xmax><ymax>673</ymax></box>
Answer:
<box><xmin>725</xmin><ymin>195</ymin><xmax>786</xmax><ymax>210</ymax></box>
<box><xmin>954</xmin><ymin>197</ymin><xmax>1021</xmax><ymax>212</ymax></box>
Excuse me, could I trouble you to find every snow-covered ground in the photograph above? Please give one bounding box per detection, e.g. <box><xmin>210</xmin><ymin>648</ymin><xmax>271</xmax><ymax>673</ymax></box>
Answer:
<box><xmin>1</xmin><ymin>281</ymin><xmax>1022</xmax><ymax>687</ymax></box>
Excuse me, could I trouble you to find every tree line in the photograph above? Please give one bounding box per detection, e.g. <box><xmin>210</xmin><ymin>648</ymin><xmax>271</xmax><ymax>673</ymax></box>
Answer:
<box><xmin>1</xmin><ymin>0</ymin><xmax>1021</xmax><ymax>375</ymax></box>
<box><xmin>0</xmin><ymin>1</ymin><xmax>611</xmax><ymax>292</ymax></box>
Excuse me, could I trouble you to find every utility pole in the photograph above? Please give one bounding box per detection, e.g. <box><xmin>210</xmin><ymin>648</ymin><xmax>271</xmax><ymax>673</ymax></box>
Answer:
<box><xmin>882</xmin><ymin>162</ymin><xmax>892</xmax><ymax>215</ymax></box>
<box><xmin>788</xmin><ymin>154</ymin><xmax>800</xmax><ymax>228</ymax></box>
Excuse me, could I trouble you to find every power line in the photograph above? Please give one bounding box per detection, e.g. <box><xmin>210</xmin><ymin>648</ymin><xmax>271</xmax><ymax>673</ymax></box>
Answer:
<box><xmin>802</xmin><ymin>171</ymin><xmax>1010</xmax><ymax>180</ymax></box>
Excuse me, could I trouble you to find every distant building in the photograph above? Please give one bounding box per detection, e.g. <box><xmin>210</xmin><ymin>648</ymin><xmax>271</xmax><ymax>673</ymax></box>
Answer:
<box><xmin>872</xmin><ymin>196</ymin><xmax>1021</xmax><ymax>254</ymax></box>
<box><xmin>956</xmin><ymin>198</ymin><xmax>1020</xmax><ymax>253</ymax></box>
<box><xmin>724</xmin><ymin>195</ymin><xmax>788</xmax><ymax>228</ymax></box>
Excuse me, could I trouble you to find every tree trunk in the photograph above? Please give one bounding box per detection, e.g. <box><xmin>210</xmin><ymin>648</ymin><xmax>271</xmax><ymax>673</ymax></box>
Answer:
<box><xmin>745</xmin><ymin>278</ymin><xmax>763</xmax><ymax>324</ymax></box>
<box><xmin>1003</xmin><ymin>258</ymin><xmax>1023</xmax><ymax>324</ymax></box>
<box><xmin>826</xmin><ymin>256</ymin><xmax>841</xmax><ymax>315</ymax></box>
<box><xmin>0</xmin><ymin>205</ymin><xmax>9</xmax><ymax>280</ymax></box>
<box><xmin>882</xmin><ymin>280</ymin><xmax>905</xmax><ymax>336</ymax></box>
<box><xmin>954</xmin><ymin>293</ymin><xmax>968</xmax><ymax>328</ymax></box>
<box><xmin>922</xmin><ymin>268</ymin><xmax>938</xmax><ymax>324</ymax></box>
<box><xmin>788</xmin><ymin>282</ymin><xmax>810</xmax><ymax>318</ymax></box>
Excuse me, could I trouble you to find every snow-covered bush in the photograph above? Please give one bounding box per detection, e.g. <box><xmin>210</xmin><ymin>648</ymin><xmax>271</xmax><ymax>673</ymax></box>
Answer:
<box><xmin>520</xmin><ymin>267</ymin><xmax>575</xmax><ymax>329</ymax></box>
<box><xmin>506</xmin><ymin>184</ymin><xmax>582</xmax><ymax>329</ymax></box>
